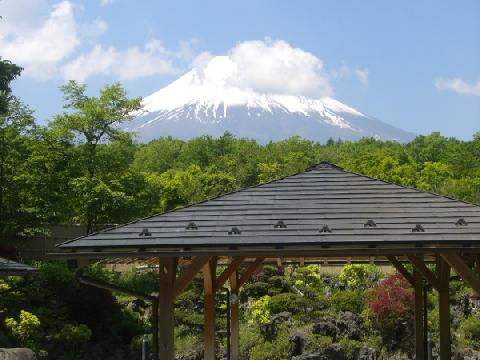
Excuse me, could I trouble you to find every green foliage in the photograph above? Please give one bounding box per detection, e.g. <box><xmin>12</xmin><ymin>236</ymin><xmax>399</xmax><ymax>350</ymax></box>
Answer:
<box><xmin>330</xmin><ymin>290</ymin><xmax>364</xmax><ymax>314</ymax></box>
<box><xmin>459</xmin><ymin>313</ymin><xmax>480</xmax><ymax>350</ymax></box>
<box><xmin>4</xmin><ymin>310</ymin><xmax>41</xmax><ymax>347</ymax></box>
<box><xmin>339</xmin><ymin>264</ymin><xmax>382</xmax><ymax>290</ymax></box>
<box><xmin>58</xmin><ymin>324</ymin><xmax>92</xmax><ymax>345</ymax></box>
<box><xmin>247</xmin><ymin>295</ymin><xmax>271</xmax><ymax>325</ymax></box>
<box><xmin>248</xmin><ymin>323</ymin><xmax>290</xmax><ymax>360</ymax></box>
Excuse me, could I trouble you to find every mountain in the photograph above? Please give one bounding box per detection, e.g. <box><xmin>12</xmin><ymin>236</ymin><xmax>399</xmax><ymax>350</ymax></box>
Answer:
<box><xmin>126</xmin><ymin>56</ymin><xmax>414</xmax><ymax>143</ymax></box>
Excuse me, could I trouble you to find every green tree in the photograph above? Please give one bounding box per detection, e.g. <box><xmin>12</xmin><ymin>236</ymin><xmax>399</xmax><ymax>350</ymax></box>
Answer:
<box><xmin>51</xmin><ymin>81</ymin><xmax>142</xmax><ymax>233</ymax></box>
<box><xmin>0</xmin><ymin>58</ymin><xmax>22</xmax><ymax>115</ymax></box>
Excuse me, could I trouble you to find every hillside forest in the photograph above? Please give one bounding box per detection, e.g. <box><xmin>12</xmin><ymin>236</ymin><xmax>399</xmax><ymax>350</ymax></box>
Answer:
<box><xmin>1</xmin><ymin>60</ymin><xmax>480</xmax><ymax>359</ymax></box>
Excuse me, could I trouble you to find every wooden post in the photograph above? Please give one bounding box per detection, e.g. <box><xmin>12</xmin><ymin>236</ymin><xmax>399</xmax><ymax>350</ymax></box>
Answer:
<box><xmin>414</xmin><ymin>268</ymin><xmax>425</xmax><ymax>360</ymax></box>
<box><xmin>203</xmin><ymin>258</ymin><xmax>217</xmax><ymax>360</ymax></box>
<box><xmin>438</xmin><ymin>256</ymin><xmax>451</xmax><ymax>360</ymax></box>
<box><xmin>152</xmin><ymin>299</ymin><xmax>159</xmax><ymax>360</ymax></box>
<box><xmin>158</xmin><ymin>257</ymin><xmax>177</xmax><ymax>360</ymax></box>
<box><xmin>230</xmin><ymin>268</ymin><xmax>240</xmax><ymax>360</ymax></box>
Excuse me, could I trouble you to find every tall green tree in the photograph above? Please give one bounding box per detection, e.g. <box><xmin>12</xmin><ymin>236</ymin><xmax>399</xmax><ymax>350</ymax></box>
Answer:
<box><xmin>51</xmin><ymin>81</ymin><xmax>142</xmax><ymax>233</ymax></box>
<box><xmin>0</xmin><ymin>58</ymin><xmax>22</xmax><ymax>115</ymax></box>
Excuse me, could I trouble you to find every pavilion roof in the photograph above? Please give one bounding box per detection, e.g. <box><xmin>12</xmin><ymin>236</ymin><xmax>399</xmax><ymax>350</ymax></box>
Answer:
<box><xmin>0</xmin><ymin>257</ymin><xmax>36</xmax><ymax>275</ymax></box>
<box><xmin>57</xmin><ymin>163</ymin><xmax>480</xmax><ymax>258</ymax></box>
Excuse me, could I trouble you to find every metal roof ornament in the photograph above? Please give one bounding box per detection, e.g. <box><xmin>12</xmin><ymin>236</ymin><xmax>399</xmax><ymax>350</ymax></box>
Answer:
<box><xmin>319</xmin><ymin>225</ymin><xmax>332</xmax><ymax>233</ymax></box>
<box><xmin>364</xmin><ymin>220</ymin><xmax>377</xmax><ymax>228</ymax></box>
<box><xmin>412</xmin><ymin>224</ymin><xmax>425</xmax><ymax>232</ymax></box>
<box><xmin>274</xmin><ymin>221</ymin><xmax>287</xmax><ymax>229</ymax></box>
<box><xmin>139</xmin><ymin>228</ymin><xmax>152</xmax><ymax>236</ymax></box>
<box><xmin>186</xmin><ymin>222</ymin><xmax>198</xmax><ymax>230</ymax></box>
<box><xmin>228</xmin><ymin>227</ymin><xmax>241</xmax><ymax>235</ymax></box>
<box><xmin>456</xmin><ymin>218</ymin><xmax>468</xmax><ymax>226</ymax></box>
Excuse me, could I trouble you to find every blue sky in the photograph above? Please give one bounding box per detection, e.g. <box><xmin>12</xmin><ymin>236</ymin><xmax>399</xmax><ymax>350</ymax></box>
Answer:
<box><xmin>1</xmin><ymin>0</ymin><xmax>479</xmax><ymax>139</ymax></box>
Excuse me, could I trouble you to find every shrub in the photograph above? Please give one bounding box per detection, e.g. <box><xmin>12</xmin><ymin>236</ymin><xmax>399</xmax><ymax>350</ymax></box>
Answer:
<box><xmin>459</xmin><ymin>313</ymin><xmax>480</xmax><ymax>350</ymax></box>
<box><xmin>247</xmin><ymin>295</ymin><xmax>271</xmax><ymax>325</ymax></box>
<box><xmin>268</xmin><ymin>293</ymin><xmax>304</xmax><ymax>315</ymax></box>
<box><xmin>58</xmin><ymin>323</ymin><xmax>92</xmax><ymax>344</ymax></box>
<box><xmin>4</xmin><ymin>310</ymin><xmax>41</xmax><ymax>347</ymax></box>
<box><xmin>339</xmin><ymin>264</ymin><xmax>382</xmax><ymax>290</ymax></box>
<box><xmin>330</xmin><ymin>290</ymin><xmax>364</xmax><ymax>314</ymax></box>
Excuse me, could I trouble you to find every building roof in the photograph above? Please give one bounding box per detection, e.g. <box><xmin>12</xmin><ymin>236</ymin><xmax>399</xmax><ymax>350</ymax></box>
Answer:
<box><xmin>0</xmin><ymin>257</ymin><xmax>36</xmax><ymax>275</ymax></box>
<box><xmin>57</xmin><ymin>163</ymin><xmax>480</xmax><ymax>258</ymax></box>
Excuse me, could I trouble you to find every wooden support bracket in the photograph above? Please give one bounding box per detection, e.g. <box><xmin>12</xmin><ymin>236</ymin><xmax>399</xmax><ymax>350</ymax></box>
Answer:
<box><xmin>386</xmin><ymin>256</ymin><xmax>415</xmax><ymax>286</ymax></box>
<box><xmin>407</xmin><ymin>255</ymin><xmax>441</xmax><ymax>291</ymax></box>
<box><xmin>215</xmin><ymin>257</ymin><xmax>245</xmax><ymax>290</ymax></box>
<box><xmin>174</xmin><ymin>256</ymin><xmax>211</xmax><ymax>297</ymax></box>
<box><xmin>441</xmin><ymin>254</ymin><xmax>480</xmax><ymax>294</ymax></box>
<box><xmin>238</xmin><ymin>257</ymin><xmax>265</xmax><ymax>288</ymax></box>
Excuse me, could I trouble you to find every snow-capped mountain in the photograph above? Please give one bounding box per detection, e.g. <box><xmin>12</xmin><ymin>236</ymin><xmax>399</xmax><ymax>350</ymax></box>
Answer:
<box><xmin>126</xmin><ymin>56</ymin><xmax>414</xmax><ymax>143</ymax></box>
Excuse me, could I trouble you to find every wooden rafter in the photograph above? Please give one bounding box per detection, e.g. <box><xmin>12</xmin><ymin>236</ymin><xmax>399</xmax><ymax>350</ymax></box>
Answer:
<box><xmin>174</xmin><ymin>256</ymin><xmax>211</xmax><ymax>297</ymax></box>
<box><xmin>407</xmin><ymin>255</ymin><xmax>441</xmax><ymax>291</ymax></box>
<box><xmin>215</xmin><ymin>257</ymin><xmax>245</xmax><ymax>290</ymax></box>
<box><xmin>238</xmin><ymin>257</ymin><xmax>265</xmax><ymax>287</ymax></box>
<box><xmin>441</xmin><ymin>254</ymin><xmax>480</xmax><ymax>294</ymax></box>
<box><xmin>386</xmin><ymin>256</ymin><xmax>415</xmax><ymax>286</ymax></box>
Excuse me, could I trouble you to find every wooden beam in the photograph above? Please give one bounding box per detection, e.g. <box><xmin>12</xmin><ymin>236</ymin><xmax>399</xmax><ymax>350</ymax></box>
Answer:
<box><xmin>238</xmin><ymin>257</ymin><xmax>265</xmax><ymax>288</ymax></box>
<box><xmin>158</xmin><ymin>257</ymin><xmax>177</xmax><ymax>360</ymax></box>
<box><xmin>386</xmin><ymin>256</ymin><xmax>415</xmax><ymax>286</ymax></box>
<box><xmin>441</xmin><ymin>254</ymin><xmax>480</xmax><ymax>294</ymax></box>
<box><xmin>215</xmin><ymin>257</ymin><xmax>245</xmax><ymax>290</ymax></box>
<box><xmin>230</xmin><ymin>268</ymin><xmax>240</xmax><ymax>360</ymax></box>
<box><xmin>407</xmin><ymin>255</ymin><xmax>441</xmax><ymax>291</ymax></box>
<box><xmin>414</xmin><ymin>268</ymin><xmax>425</xmax><ymax>360</ymax></box>
<box><xmin>437</xmin><ymin>256</ymin><xmax>451</xmax><ymax>360</ymax></box>
<box><xmin>174</xmin><ymin>256</ymin><xmax>211</xmax><ymax>297</ymax></box>
<box><xmin>203</xmin><ymin>257</ymin><xmax>217</xmax><ymax>360</ymax></box>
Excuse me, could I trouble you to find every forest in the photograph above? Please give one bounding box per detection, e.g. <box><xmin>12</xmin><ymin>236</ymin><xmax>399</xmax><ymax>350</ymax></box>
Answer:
<box><xmin>1</xmin><ymin>59</ymin><xmax>480</xmax><ymax>359</ymax></box>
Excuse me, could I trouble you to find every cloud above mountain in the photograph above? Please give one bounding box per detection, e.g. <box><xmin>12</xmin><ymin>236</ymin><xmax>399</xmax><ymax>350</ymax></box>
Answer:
<box><xmin>196</xmin><ymin>39</ymin><xmax>333</xmax><ymax>97</ymax></box>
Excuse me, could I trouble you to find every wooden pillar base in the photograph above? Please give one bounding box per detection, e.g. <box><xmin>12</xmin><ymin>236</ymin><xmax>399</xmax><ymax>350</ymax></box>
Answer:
<box><xmin>230</xmin><ymin>269</ymin><xmax>240</xmax><ymax>360</ymax></box>
<box><xmin>158</xmin><ymin>257</ymin><xmax>177</xmax><ymax>360</ymax></box>
<box><xmin>203</xmin><ymin>258</ymin><xmax>217</xmax><ymax>360</ymax></box>
<box><xmin>414</xmin><ymin>268</ymin><xmax>425</xmax><ymax>360</ymax></box>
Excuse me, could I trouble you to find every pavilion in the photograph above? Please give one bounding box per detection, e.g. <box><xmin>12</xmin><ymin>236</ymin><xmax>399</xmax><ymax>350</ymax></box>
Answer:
<box><xmin>0</xmin><ymin>256</ymin><xmax>36</xmax><ymax>276</ymax></box>
<box><xmin>55</xmin><ymin>162</ymin><xmax>480</xmax><ymax>360</ymax></box>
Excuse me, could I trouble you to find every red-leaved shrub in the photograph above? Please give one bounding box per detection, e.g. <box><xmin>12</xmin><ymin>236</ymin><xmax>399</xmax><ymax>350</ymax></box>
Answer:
<box><xmin>367</xmin><ymin>273</ymin><xmax>414</xmax><ymax>320</ymax></box>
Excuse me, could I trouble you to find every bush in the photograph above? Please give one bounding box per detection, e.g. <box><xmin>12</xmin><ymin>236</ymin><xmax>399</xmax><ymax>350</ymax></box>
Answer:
<box><xmin>4</xmin><ymin>310</ymin><xmax>41</xmax><ymax>347</ymax></box>
<box><xmin>330</xmin><ymin>290</ymin><xmax>364</xmax><ymax>314</ymax></box>
<box><xmin>459</xmin><ymin>313</ymin><xmax>480</xmax><ymax>350</ymax></box>
<box><xmin>339</xmin><ymin>264</ymin><xmax>382</xmax><ymax>290</ymax></box>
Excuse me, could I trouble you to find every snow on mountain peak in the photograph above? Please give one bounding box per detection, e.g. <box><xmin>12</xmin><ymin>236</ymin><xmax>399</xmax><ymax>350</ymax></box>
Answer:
<box><xmin>140</xmin><ymin>55</ymin><xmax>364</xmax><ymax>124</ymax></box>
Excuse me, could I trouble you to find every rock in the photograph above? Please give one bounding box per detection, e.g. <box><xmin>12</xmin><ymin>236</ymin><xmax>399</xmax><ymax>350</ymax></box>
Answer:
<box><xmin>312</xmin><ymin>317</ymin><xmax>337</xmax><ymax>339</ymax></box>
<box><xmin>291</xmin><ymin>353</ymin><xmax>323</xmax><ymax>360</ymax></box>
<box><xmin>455</xmin><ymin>348</ymin><xmax>480</xmax><ymax>360</ymax></box>
<box><xmin>336</xmin><ymin>311</ymin><xmax>361</xmax><ymax>340</ymax></box>
<box><xmin>0</xmin><ymin>348</ymin><xmax>36</xmax><ymax>360</ymax></box>
<box><xmin>261</xmin><ymin>311</ymin><xmax>291</xmax><ymax>339</ymax></box>
<box><xmin>289</xmin><ymin>331</ymin><xmax>305</xmax><ymax>356</ymax></box>
<box><xmin>322</xmin><ymin>344</ymin><xmax>347</xmax><ymax>360</ymax></box>
<box><xmin>358</xmin><ymin>346</ymin><xmax>377</xmax><ymax>360</ymax></box>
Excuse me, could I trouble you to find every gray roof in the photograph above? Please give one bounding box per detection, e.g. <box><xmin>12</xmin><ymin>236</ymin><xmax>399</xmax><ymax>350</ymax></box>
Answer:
<box><xmin>0</xmin><ymin>257</ymin><xmax>36</xmax><ymax>275</ymax></box>
<box><xmin>57</xmin><ymin>163</ymin><xmax>480</xmax><ymax>257</ymax></box>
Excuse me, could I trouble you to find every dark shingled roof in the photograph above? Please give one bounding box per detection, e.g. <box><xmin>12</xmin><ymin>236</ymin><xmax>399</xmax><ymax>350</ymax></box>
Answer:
<box><xmin>0</xmin><ymin>257</ymin><xmax>36</xmax><ymax>275</ymax></box>
<box><xmin>57</xmin><ymin>163</ymin><xmax>480</xmax><ymax>257</ymax></box>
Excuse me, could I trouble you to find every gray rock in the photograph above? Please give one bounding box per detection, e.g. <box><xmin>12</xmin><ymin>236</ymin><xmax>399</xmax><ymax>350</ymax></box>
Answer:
<box><xmin>289</xmin><ymin>332</ymin><xmax>305</xmax><ymax>356</ymax></box>
<box><xmin>0</xmin><ymin>348</ymin><xmax>36</xmax><ymax>360</ymax></box>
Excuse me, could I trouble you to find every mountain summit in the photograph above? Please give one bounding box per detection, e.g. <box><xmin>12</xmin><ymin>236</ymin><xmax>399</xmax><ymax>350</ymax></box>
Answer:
<box><xmin>126</xmin><ymin>56</ymin><xmax>414</xmax><ymax>143</ymax></box>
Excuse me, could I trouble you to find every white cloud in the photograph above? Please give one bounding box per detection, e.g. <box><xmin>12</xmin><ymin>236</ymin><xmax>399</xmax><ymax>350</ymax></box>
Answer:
<box><xmin>193</xmin><ymin>39</ymin><xmax>332</xmax><ymax>97</ymax></box>
<box><xmin>80</xmin><ymin>17</ymin><xmax>108</xmax><ymax>38</ymax></box>
<box><xmin>61</xmin><ymin>40</ymin><xmax>179</xmax><ymax>81</ymax></box>
<box><xmin>435</xmin><ymin>78</ymin><xmax>480</xmax><ymax>96</ymax></box>
<box><xmin>0</xmin><ymin>0</ymin><xmax>80</xmax><ymax>79</ymax></box>
<box><xmin>332</xmin><ymin>64</ymin><xmax>368</xmax><ymax>84</ymax></box>
<box><xmin>99</xmin><ymin>0</ymin><xmax>114</xmax><ymax>6</ymax></box>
